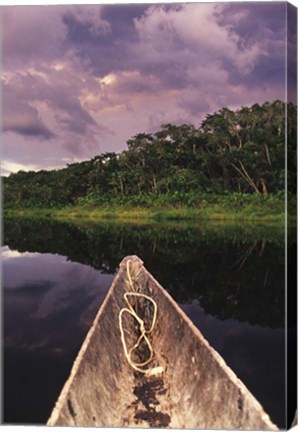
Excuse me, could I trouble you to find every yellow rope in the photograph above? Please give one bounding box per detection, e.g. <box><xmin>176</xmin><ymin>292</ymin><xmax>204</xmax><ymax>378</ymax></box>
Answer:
<box><xmin>119</xmin><ymin>260</ymin><xmax>162</xmax><ymax>376</ymax></box>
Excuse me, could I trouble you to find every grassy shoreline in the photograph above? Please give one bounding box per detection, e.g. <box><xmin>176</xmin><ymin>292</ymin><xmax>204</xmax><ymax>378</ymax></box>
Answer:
<box><xmin>4</xmin><ymin>192</ymin><xmax>296</xmax><ymax>225</ymax></box>
<box><xmin>3</xmin><ymin>205</ymin><xmax>291</xmax><ymax>225</ymax></box>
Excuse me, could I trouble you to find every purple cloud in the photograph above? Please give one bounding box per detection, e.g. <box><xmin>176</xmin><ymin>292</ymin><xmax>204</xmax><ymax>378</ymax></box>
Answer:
<box><xmin>2</xmin><ymin>3</ymin><xmax>294</xmax><ymax>174</ymax></box>
<box><xmin>3</xmin><ymin>85</ymin><xmax>55</xmax><ymax>140</ymax></box>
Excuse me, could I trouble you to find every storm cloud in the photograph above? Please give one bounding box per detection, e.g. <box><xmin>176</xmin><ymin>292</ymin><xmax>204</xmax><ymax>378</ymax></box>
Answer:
<box><xmin>2</xmin><ymin>2</ymin><xmax>294</xmax><ymax>174</ymax></box>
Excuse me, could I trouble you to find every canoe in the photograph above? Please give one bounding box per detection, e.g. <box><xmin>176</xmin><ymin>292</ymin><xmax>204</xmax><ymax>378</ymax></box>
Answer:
<box><xmin>47</xmin><ymin>255</ymin><xmax>277</xmax><ymax>429</ymax></box>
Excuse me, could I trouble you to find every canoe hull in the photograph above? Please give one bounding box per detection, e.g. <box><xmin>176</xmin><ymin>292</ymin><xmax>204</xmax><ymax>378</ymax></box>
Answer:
<box><xmin>47</xmin><ymin>256</ymin><xmax>277</xmax><ymax>429</ymax></box>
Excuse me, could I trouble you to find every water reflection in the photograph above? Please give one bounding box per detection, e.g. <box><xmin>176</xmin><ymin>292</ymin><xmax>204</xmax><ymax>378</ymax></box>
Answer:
<box><xmin>2</xmin><ymin>246</ymin><xmax>114</xmax><ymax>424</ymax></box>
<box><xmin>2</xmin><ymin>217</ymin><xmax>289</xmax><ymax>427</ymax></box>
<box><xmin>4</xmin><ymin>217</ymin><xmax>286</xmax><ymax>328</ymax></box>
<box><xmin>184</xmin><ymin>300</ymin><xmax>285</xmax><ymax>426</ymax></box>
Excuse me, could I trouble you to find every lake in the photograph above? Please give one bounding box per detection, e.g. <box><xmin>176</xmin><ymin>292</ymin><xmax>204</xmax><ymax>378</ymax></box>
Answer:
<box><xmin>2</xmin><ymin>217</ymin><xmax>293</xmax><ymax>427</ymax></box>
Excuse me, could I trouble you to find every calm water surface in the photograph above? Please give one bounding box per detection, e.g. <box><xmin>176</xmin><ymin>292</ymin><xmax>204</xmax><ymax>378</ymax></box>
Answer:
<box><xmin>2</xmin><ymin>217</ymin><xmax>290</xmax><ymax>427</ymax></box>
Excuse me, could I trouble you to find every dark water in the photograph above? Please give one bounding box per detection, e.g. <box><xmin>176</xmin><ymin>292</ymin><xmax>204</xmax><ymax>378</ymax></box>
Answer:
<box><xmin>2</xmin><ymin>217</ymin><xmax>293</xmax><ymax>427</ymax></box>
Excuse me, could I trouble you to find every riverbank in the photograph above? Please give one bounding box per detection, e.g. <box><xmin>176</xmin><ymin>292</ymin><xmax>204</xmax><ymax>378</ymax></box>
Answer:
<box><xmin>4</xmin><ymin>192</ymin><xmax>295</xmax><ymax>224</ymax></box>
<box><xmin>2</xmin><ymin>206</ymin><xmax>287</xmax><ymax>223</ymax></box>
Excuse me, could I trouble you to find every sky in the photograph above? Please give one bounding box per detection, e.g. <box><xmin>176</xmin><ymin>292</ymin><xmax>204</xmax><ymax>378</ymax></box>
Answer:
<box><xmin>1</xmin><ymin>1</ymin><xmax>297</xmax><ymax>176</ymax></box>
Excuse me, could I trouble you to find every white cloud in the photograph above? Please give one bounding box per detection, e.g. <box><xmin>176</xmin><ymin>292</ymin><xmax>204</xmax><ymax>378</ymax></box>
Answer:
<box><xmin>134</xmin><ymin>4</ymin><xmax>266</xmax><ymax>74</ymax></box>
<box><xmin>1</xmin><ymin>160</ymin><xmax>41</xmax><ymax>175</ymax></box>
<box><xmin>0</xmin><ymin>246</ymin><xmax>37</xmax><ymax>260</ymax></box>
<box><xmin>1</xmin><ymin>157</ymin><xmax>74</xmax><ymax>176</ymax></box>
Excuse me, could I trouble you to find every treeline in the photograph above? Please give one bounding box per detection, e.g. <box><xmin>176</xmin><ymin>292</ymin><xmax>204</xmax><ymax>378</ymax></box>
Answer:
<box><xmin>3</xmin><ymin>100</ymin><xmax>297</xmax><ymax>208</ymax></box>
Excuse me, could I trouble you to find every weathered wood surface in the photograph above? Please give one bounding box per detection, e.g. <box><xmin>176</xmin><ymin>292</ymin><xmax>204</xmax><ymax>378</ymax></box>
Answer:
<box><xmin>47</xmin><ymin>255</ymin><xmax>277</xmax><ymax>429</ymax></box>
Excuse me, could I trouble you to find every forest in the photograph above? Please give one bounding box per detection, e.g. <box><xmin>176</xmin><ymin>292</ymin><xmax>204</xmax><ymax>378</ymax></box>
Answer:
<box><xmin>3</xmin><ymin>100</ymin><xmax>297</xmax><ymax>216</ymax></box>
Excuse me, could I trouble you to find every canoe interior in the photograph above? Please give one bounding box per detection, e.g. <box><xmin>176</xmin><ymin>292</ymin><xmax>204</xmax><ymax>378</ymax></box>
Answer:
<box><xmin>47</xmin><ymin>255</ymin><xmax>277</xmax><ymax>429</ymax></box>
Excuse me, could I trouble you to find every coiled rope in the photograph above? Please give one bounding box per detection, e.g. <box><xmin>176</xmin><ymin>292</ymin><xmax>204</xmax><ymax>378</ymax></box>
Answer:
<box><xmin>119</xmin><ymin>260</ymin><xmax>163</xmax><ymax>376</ymax></box>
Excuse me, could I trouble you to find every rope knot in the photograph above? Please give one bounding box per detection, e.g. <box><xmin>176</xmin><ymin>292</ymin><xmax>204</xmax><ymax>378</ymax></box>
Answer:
<box><xmin>119</xmin><ymin>259</ymin><xmax>160</xmax><ymax>375</ymax></box>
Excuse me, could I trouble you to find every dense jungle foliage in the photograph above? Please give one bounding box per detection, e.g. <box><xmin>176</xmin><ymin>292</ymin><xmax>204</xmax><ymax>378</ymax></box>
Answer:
<box><xmin>3</xmin><ymin>100</ymin><xmax>297</xmax><ymax>210</ymax></box>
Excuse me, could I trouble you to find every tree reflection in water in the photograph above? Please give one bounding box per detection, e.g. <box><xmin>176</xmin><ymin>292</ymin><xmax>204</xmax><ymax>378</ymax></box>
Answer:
<box><xmin>3</xmin><ymin>217</ymin><xmax>292</xmax><ymax>427</ymax></box>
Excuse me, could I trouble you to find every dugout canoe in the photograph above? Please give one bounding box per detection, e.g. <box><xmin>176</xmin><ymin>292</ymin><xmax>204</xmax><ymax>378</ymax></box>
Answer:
<box><xmin>47</xmin><ymin>255</ymin><xmax>277</xmax><ymax>429</ymax></box>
